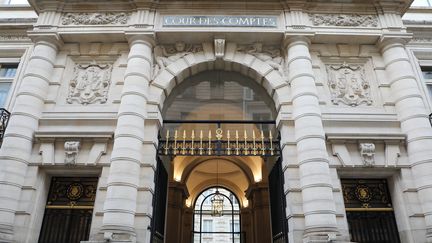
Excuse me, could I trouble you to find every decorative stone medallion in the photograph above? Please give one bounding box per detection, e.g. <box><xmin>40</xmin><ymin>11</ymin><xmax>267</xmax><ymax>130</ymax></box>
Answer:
<box><xmin>326</xmin><ymin>62</ymin><xmax>372</xmax><ymax>107</ymax></box>
<box><xmin>67</xmin><ymin>63</ymin><xmax>112</xmax><ymax>105</ymax></box>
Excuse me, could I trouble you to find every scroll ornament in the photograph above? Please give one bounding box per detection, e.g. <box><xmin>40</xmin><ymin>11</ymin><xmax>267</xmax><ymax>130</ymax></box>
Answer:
<box><xmin>64</xmin><ymin>141</ymin><xmax>80</xmax><ymax>165</ymax></box>
<box><xmin>359</xmin><ymin>143</ymin><xmax>375</xmax><ymax>166</ymax></box>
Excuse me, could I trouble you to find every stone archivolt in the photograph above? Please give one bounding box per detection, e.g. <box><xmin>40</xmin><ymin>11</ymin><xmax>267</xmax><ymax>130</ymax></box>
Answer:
<box><xmin>326</xmin><ymin>62</ymin><xmax>372</xmax><ymax>107</ymax></box>
<box><xmin>153</xmin><ymin>42</ymin><xmax>203</xmax><ymax>78</ymax></box>
<box><xmin>310</xmin><ymin>14</ymin><xmax>378</xmax><ymax>27</ymax></box>
<box><xmin>236</xmin><ymin>43</ymin><xmax>287</xmax><ymax>78</ymax></box>
<box><xmin>67</xmin><ymin>62</ymin><xmax>112</xmax><ymax>105</ymax></box>
<box><xmin>61</xmin><ymin>12</ymin><xmax>130</xmax><ymax>25</ymax></box>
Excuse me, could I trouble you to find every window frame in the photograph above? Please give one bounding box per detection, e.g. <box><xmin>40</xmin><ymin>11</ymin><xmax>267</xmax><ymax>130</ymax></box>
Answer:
<box><xmin>0</xmin><ymin>59</ymin><xmax>21</xmax><ymax>109</ymax></box>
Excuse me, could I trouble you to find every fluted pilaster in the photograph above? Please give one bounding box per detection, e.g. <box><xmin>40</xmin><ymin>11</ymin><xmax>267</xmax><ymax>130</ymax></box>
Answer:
<box><xmin>0</xmin><ymin>34</ymin><xmax>60</xmax><ymax>242</ymax></box>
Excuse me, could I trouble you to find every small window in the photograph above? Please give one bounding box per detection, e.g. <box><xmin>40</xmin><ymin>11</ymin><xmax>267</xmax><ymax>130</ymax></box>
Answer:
<box><xmin>421</xmin><ymin>67</ymin><xmax>432</xmax><ymax>100</ymax></box>
<box><xmin>422</xmin><ymin>66</ymin><xmax>432</xmax><ymax>79</ymax></box>
<box><xmin>0</xmin><ymin>64</ymin><xmax>17</xmax><ymax>78</ymax></box>
<box><xmin>0</xmin><ymin>63</ymin><xmax>18</xmax><ymax>108</ymax></box>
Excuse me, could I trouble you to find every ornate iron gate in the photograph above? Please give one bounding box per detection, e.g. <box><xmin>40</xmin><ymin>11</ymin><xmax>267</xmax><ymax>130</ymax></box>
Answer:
<box><xmin>38</xmin><ymin>177</ymin><xmax>97</xmax><ymax>243</ymax></box>
<box><xmin>269</xmin><ymin>158</ymin><xmax>288</xmax><ymax>243</ymax></box>
<box><xmin>150</xmin><ymin>158</ymin><xmax>168</xmax><ymax>243</ymax></box>
<box><xmin>342</xmin><ymin>179</ymin><xmax>401</xmax><ymax>243</ymax></box>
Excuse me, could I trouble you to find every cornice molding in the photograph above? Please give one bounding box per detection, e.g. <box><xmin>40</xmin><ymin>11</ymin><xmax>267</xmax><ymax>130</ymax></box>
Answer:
<box><xmin>27</xmin><ymin>0</ymin><xmax>413</xmax><ymax>15</ymax></box>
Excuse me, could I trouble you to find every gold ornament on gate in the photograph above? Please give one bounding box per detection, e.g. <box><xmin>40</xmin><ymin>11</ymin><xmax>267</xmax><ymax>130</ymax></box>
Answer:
<box><xmin>215</xmin><ymin>128</ymin><xmax>223</xmax><ymax>140</ymax></box>
<box><xmin>67</xmin><ymin>183</ymin><xmax>84</xmax><ymax>201</ymax></box>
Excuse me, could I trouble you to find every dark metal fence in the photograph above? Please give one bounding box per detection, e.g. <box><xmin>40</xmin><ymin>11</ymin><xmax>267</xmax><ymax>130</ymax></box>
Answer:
<box><xmin>38</xmin><ymin>209</ymin><xmax>93</xmax><ymax>243</ymax></box>
<box><xmin>158</xmin><ymin>120</ymin><xmax>280</xmax><ymax>157</ymax></box>
<box><xmin>0</xmin><ymin>108</ymin><xmax>10</xmax><ymax>147</ymax></box>
<box><xmin>346</xmin><ymin>211</ymin><xmax>401</xmax><ymax>243</ymax></box>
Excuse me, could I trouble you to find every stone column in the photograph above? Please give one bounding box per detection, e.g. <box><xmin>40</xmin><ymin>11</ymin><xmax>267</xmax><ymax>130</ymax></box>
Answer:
<box><xmin>380</xmin><ymin>36</ymin><xmax>432</xmax><ymax>241</ymax></box>
<box><xmin>284</xmin><ymin>36</ymin><xmax>339</xmax><ymax>241</ymax></box>
<box><xmin>0</xmin><ymin>34</ymin><xmax>60</xmax><ymax>242</ymax></box>
<box><xmin>180</xmin><ymin>203</ymin><xmax>193</xmax><ymax>243</ymax></box>
<box><xmin>165</xmin><ymin>182</ymin><xmax>188</xmax><ymax>243</ymax></box>
<box><xmin>101</xmin><ymin>34</ymin><xmax>154</xmax><ymax>242</ymax></box>
<box><xmin>246</xmin><ymin>182</ymin><xmax>272</xmax><ymax>243</ymax></box>
<box><xmin>240</xmin><ymin>208</ymin><xmax>253</xmax><ymax>243</ymax></box>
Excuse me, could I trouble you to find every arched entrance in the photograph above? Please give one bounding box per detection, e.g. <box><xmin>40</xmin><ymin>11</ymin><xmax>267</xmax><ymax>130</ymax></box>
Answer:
<box><xmin>152</xmin><ymin>69</ymin><xmax>287</xmax><ymax>243</ymax></box>
<box><xmin>193</xmin><ymin>187</ymin><xmax>241</xmax><ymax>242</ymax></box>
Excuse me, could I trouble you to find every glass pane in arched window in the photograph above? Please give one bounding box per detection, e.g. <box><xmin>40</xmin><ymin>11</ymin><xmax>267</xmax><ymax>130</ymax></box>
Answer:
<box><xmin>193</xmin><ymin>187</ymin><xmax>241</xmax><ymax>243</ymax></box>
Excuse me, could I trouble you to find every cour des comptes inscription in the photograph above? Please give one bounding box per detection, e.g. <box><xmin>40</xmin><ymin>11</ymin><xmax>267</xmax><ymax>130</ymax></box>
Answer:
<box><xmin>163</xmin><ymin>16</ymin><xmax>277</xmax><ymax>27</ymax></box>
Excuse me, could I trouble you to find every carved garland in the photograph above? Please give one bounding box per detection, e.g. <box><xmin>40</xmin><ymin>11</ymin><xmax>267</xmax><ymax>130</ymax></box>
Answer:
<box><xmin>61</xmin><ymin>12</ymin><xmax>130</xmax><ymax>25</ymax></box>
<box><xmin>309</xmin><ymin>14</ymin><xmax>378</xmax><ymax>27</ymax></box>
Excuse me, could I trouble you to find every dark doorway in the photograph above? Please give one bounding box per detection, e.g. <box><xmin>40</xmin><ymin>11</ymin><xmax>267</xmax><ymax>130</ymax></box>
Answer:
<box><xmin>150</xmin><ymin>158</ymin><xmax>168</xmax><ymax>243</ymax></box>
<box><xmin>268</xmin><ymin>158</ymin><xmax>288</xmax><ymax>243</ymax></box>
<box><xmin>38</xmin><ymin>177</ymin><xmax>97</xmax><ymax>243</ymax></box>
<box><xmin>342</xmin><ymin>179</ymin><xmax>401</xmax><ymax>243</ymax></box>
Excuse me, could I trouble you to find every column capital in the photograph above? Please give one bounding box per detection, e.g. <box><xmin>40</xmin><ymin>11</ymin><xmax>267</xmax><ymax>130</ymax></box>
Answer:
<box><xmin>125</xmin><ymin>32</ymin><xmax>156</xmax><ymax>47</ymax></box>
<box><xmin>27</xmin><ymin>31</ymin><xmax>63</xmax><ymax>50</ymax></box>
<box><xmin>283</xmin><ymin>33</ymin><xmax>314</xmax><ymax>49</ymax></box>
<box><xmin>377</xmin><ymin>33</ymin><xmax>412</xmax><ymax>52</ymax></box>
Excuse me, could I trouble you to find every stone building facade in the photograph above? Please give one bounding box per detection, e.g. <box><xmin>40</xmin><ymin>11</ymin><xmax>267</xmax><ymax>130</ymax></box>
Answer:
<box><xmin>1</xmin><ymin>0</ymin><xmax>432</xmax><ymax>242</ymax></box>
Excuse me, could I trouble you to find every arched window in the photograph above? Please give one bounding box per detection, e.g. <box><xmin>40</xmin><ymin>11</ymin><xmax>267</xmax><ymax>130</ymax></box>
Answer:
<box><xmin>163</xmin><ymin>71</ymin><xmax>276</xmax><ymax>121</ymax></box>
<box><xmin>161</xmin><ymin>71</ymin><xmax>278</xmax><ymax>142</ymax></box>
<box><xmin>193</xmin><ymin>187</ymin><xmax>241</xmax><ymax>243</ymax></box>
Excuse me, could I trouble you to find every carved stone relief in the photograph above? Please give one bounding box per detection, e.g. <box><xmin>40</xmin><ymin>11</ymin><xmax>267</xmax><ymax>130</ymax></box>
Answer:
<box><xmin>65</xmin><ymin>141</ymin><xmax>80</xmax><ymax>165</ymax></box>
<box><xmin>359</xmin><ymin>143</ymin><xmax>375</xmax><ymax>166</ymax></box>
<box><xmin>214</xmin><ymin>38</ymin><xmax>226</xmax><ymax>58</ymax></box>
<box><xmin>236</xmin><ymin>43</ymin><xmax>287</xmax><ymax>78</ymax></box>
<box><xmin>411</xmin><ymin>38</ymin><xmax>432</xmax><ymax>43</ymax></box>
<box><xmin>310</xmin><ymin>14</ymin><xmax>378</xmax><ymax>27</ymax></box>
<box><xmin>326</xmin><ymin>62</ymin><xmax>372</xmax><ymax>107</ymax></box>
<box><xmin>61</xmin><ymin>12</ymin><xmax>130</xmax><ymax>25</ymax></box>
<box><xmin>67</xmin><ymin>62</ymin><xmax>112</xmax><ymax>105</ymax></box>
<box><xmin>0</xmin><ymin>34</ymin><xmax>30</xmax><ymax>41</ymax></box>
<box><xmin>153</xmin><ymin>42</ymin><xmax>203</xmax><ymax>79</ymax></box>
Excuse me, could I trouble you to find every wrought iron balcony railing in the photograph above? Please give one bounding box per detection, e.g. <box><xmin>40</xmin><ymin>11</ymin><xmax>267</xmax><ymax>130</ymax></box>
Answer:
<box><xmin>158</xmin><ymin>120</ymin><xmax>280</xmax><ymax>157</ymax></box>
<box><xmin>0</xmin><ymin>108</ymin><xmax>10</xmax><ymax>147</ymax></box>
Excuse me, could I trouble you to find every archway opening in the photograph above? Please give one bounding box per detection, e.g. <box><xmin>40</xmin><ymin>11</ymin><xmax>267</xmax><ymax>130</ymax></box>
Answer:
<box><xmin>193</xmin><ymin>187</ymin><xmax>241</xmax><ymax>243</ymax></box>
<box><xmin>153</xmin><ymin>70</ymin><xmax>287</xmax><ymax>243</ymax></box>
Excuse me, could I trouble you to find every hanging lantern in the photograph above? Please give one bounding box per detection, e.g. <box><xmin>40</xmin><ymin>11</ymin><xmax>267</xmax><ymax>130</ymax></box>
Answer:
<box><xmin>211</xmin><ymin>189</ymin><xmax>224</xmax><ymax>217</ymax></box>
